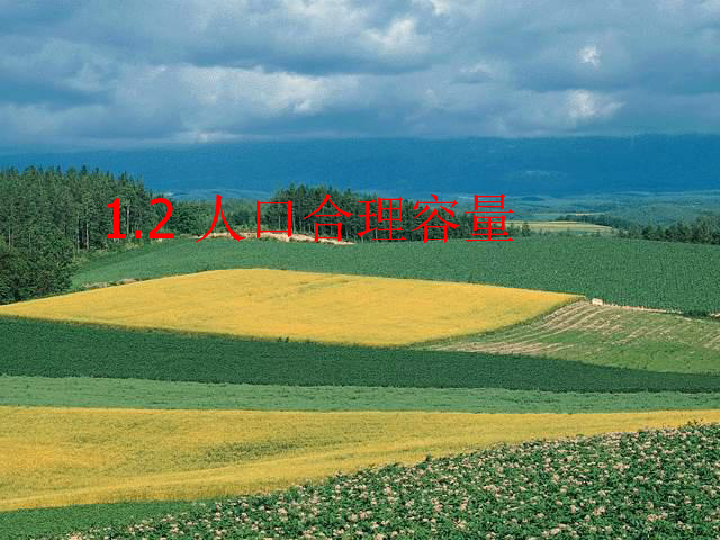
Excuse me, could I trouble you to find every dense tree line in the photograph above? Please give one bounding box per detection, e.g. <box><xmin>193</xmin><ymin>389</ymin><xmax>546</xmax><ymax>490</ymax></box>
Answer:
<box><xmin>0</xmin><ymin>231</ymin><xmax>74</xmax><ymax>303</ymax></box>
<box><xmin>627</xmin><ymin>214</ymin><xmax>720</xmax><ymax>244</ymax></box>
<box><xmin>167</xmin><ymin>199</ymin><xmax>253</xmax><ymax>235</ymax></box>
<box><xmin>0</xmin><ymin>166</ymin><xmax>160</xmax><ymax>302</ymax></box>
<box><xmin>558</xmin><ymin>212</ymin><xmax>720</xmax><ymax>245</ymax></box>
<box><xmin>0</xmin><ymin>165</ymin><xmax>161</xmax><ymax>252</ymax></box>
<box><xmin>169</xmin><ymin>187</ymin><xmax>533</xmax><ymax>240</ymax></box>
<box><xmin>260</xmin><ymin>184</ymin><xmax>529</xmax><ymax>241</ymax></box>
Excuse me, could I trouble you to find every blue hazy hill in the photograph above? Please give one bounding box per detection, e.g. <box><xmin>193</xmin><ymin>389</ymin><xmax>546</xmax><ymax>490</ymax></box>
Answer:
<box><xmin>1</xmin><ymin>135</ymin><xmax>718</xmax><ymax>197</ymax></box>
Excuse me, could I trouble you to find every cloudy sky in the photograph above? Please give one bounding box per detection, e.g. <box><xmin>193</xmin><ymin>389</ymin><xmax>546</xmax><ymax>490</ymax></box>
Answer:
<box><xmin>1</xmin><ymin>0</ymin><xmax>719</xmax><ymax>147</ymax></box>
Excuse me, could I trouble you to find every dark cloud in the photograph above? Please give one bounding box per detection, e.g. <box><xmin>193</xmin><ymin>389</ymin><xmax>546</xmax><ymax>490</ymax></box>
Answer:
<box><xmin>0</xmin><ymin>0</ymin><xmax>718</xmax><ymax>146</ymax></box>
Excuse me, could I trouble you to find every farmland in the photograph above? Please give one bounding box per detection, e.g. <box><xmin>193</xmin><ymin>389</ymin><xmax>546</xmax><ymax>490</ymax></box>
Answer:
<box><xmin>73</xmin><ymin>236</ymin><xmax>720</xmax><ymax>313</ymax></box>
<box><xmin>11</xmin><ymin>422</ymin><xmax>720</xmax><ymax>540</ymax></box>
<box><xmin>0</xmin><ymin>269</ymin><xmax>577</xmax><ymax>346</ymax></box>
<box><xmin>4</xmin><ymin>6</ymin><xmax>720</xmax><ymax>538</ymax></box>
<box><xmin>6</xmin><ymin>376</ymin><xmax>720</xmax><ymax>413</ymax></box>
<box><xmin>3</xmin><ymin>406</ymin><xmax>720</xmax><ymax>512</ymax></box>
<box><xmin>3</xmin><ymin>316</ymin><xmax>720</xmax><ymax>392</ymax></box>
<box><xmin>434</xmin><ymin>301</ymin><xmax>720</xmax><ymax>373</ymax></box>
<box><xmin>3</xmin><ymin>226</ymin><xmax>720</xmax><ymax>538</ymax></box>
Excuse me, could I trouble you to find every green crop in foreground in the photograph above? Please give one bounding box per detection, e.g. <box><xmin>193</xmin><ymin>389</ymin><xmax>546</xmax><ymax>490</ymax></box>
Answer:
<box><xmin>3</xmin><ymin>317</ymin><xmax>720</xmax><ymax>392</ymax></box>
<box><xmin>4</xmin><ymin>376</ymin><xmax>720</xmax><ymax>413</ymax></box>
<box><xmin>0</xmin><ymin>502</ymin><xmax>198</xmax><ymax>540</ymax></box>
<box><xmin>24</xmin><ymin>422</ymin><xmax>720</xmax><ymax>540</ymax></box>
<box><xmin>73</xmin><ymin>236</ymin><xmax>720</xmax><ymax>313</ymax></box>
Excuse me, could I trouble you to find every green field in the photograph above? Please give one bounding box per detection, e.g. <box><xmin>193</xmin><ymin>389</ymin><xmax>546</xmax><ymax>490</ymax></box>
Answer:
<box><xmin>5</xmin><ymin>376</ymin><xmax>720</xmax><ymax>413</ymax></box>
<box><xmin>13</xmin><ymin>422</ymin><xmax>720</xmax><ymax>540</ymax></box>
<box><xmin>73</xmin><ymin>236</ymin><xmax>720</xmax><ymax>313</ymax></box>
<box><xmin>0</xmin><ymin>501</ymin><xmax>200</xmax><ymax>540</ymax></box>
<box><xmin>434</xmin><ymin>301</ymin><xmax>720</xmax><ymax>373</ymax></box>
<box><xmin>3</xmin><ymin>317</ymin><xmax>720</xmax><ymax>393</ymax></box>
<box><xmin>3</xmin><ymin>234</ymin><xmax>719</xmax><ymax>537</ymax></box>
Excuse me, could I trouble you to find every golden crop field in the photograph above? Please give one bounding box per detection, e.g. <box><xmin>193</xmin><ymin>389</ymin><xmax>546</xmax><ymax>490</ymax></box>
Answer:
<box><xmin>0</xmin><ymin>269</ymin><xmax>578</xmax><ymax>345</ymax></box>
<box><xmin>2</xmin><ymin>407</ymin><xmax>720</xmax><ymax>511</ymax></box>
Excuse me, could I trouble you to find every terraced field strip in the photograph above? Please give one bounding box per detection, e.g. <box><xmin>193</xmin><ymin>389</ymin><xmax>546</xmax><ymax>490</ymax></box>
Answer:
<box><xmin>5</xmin><ymin>316</ymin><xmax>720</xmax><ymax>391</ymax></box>
<box><xmin>3</xmin><ymin>406</ymin><xmax>720</xmax><ymax>511</ymax></box>
<box><xmin>0</xmin><ymin>269</ymin><xmax>578</xmax><ymax>346</ymax></box>
<box><xmin>6</xmin><ymin>376</ymin><xmax>720</xmax><ymax>413</ymax></box>
<box><xmin>433</xmin><ymin>301</ymin><xmax>720</xmax><ymax>373</ymax></box>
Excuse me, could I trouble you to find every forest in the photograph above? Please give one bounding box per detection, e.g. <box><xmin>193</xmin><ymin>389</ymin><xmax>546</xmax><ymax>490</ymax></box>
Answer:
<box><xmin>0</xmin><ymin>166</ymin><xmax>158</xmax><ymax>302</ymax></box>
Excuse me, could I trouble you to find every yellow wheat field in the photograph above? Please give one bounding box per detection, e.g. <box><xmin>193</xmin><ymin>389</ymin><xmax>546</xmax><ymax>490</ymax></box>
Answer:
<box><xmin>0</xmin><ymin>269</ymin><xmax>578</xmax><ymax>345</ymax></box>
<box><xmin>2</xmin><ymin>406</ymin><xmax>720</xmax><ymax>511</ymax></box>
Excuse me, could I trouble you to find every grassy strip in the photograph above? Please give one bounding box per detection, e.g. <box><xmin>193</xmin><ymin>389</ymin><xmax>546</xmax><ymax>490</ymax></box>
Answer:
<box><xmin>3</xmin><ymin>317</ymin><xmax>720</xmax><ymax>392</ymax></box>
<box><xmin>4</xmin><ymin>376</ymin><xmax>720</xmax><ymax>413</ymax></box>
<box><xmin>73</xmin><ymin>236</ymin><xmax>720</xmax><ymax>313</ymax></box>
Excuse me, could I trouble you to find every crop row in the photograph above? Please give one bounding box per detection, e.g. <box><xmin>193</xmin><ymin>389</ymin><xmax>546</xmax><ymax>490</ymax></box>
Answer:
<box><xmin>437</xmin><ymin>300</ymin><xmax>720</xmax><ymax>373</ymax></box>
<box><xmin>3</xmin><ymin>317</ymin><xmax>720</xmax><ymax>393</ymax></box>
<box><xmin>6</xmin><ymin>376</ymin><xmax>720</xmax><ymax>412</ymax></box>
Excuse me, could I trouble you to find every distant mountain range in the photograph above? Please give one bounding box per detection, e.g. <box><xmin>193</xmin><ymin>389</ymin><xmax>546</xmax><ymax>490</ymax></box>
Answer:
<box><xmin>1</xmin><ymin>135</ymin><xmax>718</xmax><ymax>198</ymax></box>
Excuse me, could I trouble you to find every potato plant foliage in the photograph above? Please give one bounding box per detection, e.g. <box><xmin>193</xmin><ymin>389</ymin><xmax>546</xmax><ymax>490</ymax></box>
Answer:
<box><xmin>41</xmin><ymin>423</ymin><xmax>720</xmax><ymax>540</ymax></box>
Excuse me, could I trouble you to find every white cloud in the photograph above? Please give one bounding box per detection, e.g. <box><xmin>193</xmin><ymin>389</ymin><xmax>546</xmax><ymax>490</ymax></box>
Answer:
<box><xmin>579</xmin><ymin>45</ymin><xmax>601</xmax><ymax>67</ymax></box>
<box><xmin>364</xmin><ymin>17</ymin><xmax>427</xmax><ymax>57</ymax></box>
<box><xmin>456</xmin><ymin>62</ymin><xmax>498</xmax><ymax>83</ymax></box>
<box><xmin>567</xmin><ymin>90</ymin><xmax>622</xmax><ymax>122</ymax></box>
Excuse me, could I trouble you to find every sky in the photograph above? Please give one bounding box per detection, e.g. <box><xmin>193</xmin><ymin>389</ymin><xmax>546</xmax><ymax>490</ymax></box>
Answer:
<box><xmin>1</xmin><ymin>0</ymin><xmax>719</xmax><ymax>148</ymax></box>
